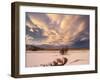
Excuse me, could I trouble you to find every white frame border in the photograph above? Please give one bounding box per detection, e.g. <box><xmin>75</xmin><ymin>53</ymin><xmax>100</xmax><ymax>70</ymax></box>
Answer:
<box><xmin>19</xmin><ymin>5</ymin><xmax>96</xmax><ymax>74</ymax></box>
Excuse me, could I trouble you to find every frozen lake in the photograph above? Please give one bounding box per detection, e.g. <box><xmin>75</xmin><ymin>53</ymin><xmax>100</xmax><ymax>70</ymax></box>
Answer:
<box><xmin>26</xmin><ymin>49</ymin><xmax>89</xmax><ymax>67</ymax></box>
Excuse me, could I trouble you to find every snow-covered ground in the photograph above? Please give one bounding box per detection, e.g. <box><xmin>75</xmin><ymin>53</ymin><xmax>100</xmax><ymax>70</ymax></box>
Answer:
<box><xmin>26</xmin><ymin>49</ymin><xmax>89</xmax><ymax>67</ymax></box>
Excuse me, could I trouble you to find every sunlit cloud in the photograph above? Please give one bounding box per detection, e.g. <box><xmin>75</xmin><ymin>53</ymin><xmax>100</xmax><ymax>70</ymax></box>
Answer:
<box><xmin>26</xmin><ymin>20</ymin><xmax>35</xmax><ymax>32</ymax></box>
<box><xmin>25</xmin><ymin>35</ymin><xmax>34</xmax><ymax>45</ymax></box>
<box><xmin>80</xmin><ymin>37</ymin><xmax>88</xmax><ymax>41</ymax></box>
<box><xmin>26</xmin><ymin>13</ymin><xmax>89</xmax><ymax>47</ymax></box>
<box><xmin>46</xmin><ymin>14</ymin><xmax>62</xmax><ymax>24</ymax></box>
<box><xmin>60</xmin><ymin>15</ymin><xmax>80</xmax><ymax>33</ymax></box>
<box><xmin>28</xmin><ymin>14</ymin><xmax>49</xmax><ymax>32</ymax></box>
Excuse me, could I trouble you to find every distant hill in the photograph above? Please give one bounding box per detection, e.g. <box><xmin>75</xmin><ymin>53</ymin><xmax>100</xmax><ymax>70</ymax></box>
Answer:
<box><xmin>26</xmin><ymin>44</ymin><xmax>68</xmax><ymax>51</ymax></box>
<box><xmin>26</xmin><ymin>45</ymin><xmax>45</xmax><ymax>51</ymax></box>
<box><xmin>26</xmin><ymin>44</ymin><xmax>88</xmax><ymax>51</ymax></box>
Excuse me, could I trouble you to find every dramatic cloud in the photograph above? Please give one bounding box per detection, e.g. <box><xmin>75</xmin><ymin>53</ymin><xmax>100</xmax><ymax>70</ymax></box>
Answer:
<box><xmin>25</xmin><ymin>35</ymin><xmax>34</xmax><ymax>45</ymax></box>
<box><xmin>46</xmin><ymin>14</ymin><xmax>62</xmax><ymax>24</ymax></box>
<box><xmin>26</xmin><ymin>12</ymin><xmax>89</xmax><ymax>47</ymax></box>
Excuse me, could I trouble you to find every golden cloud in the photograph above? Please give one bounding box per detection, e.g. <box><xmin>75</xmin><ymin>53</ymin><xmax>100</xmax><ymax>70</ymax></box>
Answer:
<box><xmin>46</xmin><ymin>14</ymin><xmax>62</xmax><ymax>24</ymax></box>
<box><xmin>26</xmin><ymin>13</ymin><xmax>87</xmax><ymax>46</ymax></box>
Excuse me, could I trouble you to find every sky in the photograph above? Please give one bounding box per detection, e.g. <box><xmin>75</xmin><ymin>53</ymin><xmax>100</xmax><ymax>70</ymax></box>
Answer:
<box><xmin>25</xmin><ymin>12</ymin><xmax>89</xmax><ymax>48</ymax></box>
